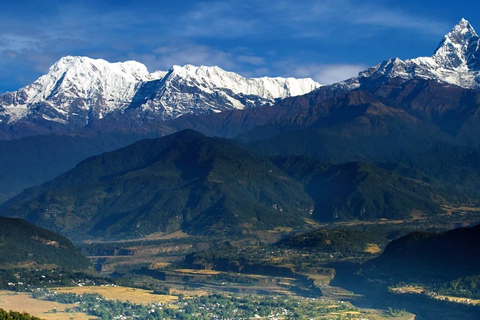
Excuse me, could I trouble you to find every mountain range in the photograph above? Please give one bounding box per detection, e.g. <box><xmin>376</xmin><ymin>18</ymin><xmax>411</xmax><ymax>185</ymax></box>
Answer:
<box><xmin>1</xmin><ymin>19</ymin><xmax>480</xmax><ymax>239</ymax></box>
<box><xmin>2</xmin><ymin>19</ymin><xmax>479</xmax><ymax>139</ymax></box>
<box><xmin>0</xmin><ymin>130</ymin><xmax>446</xmax><ymax>240</ymax></box>
<box><xmin>0</xmin><ymin>57</ymin><xmax>319</xmax><ymax>138</ymax></box>
<box><xmin>332</xmin><ymin>18</ymin><xmax>480</xmax><ymax>91</ymax></box>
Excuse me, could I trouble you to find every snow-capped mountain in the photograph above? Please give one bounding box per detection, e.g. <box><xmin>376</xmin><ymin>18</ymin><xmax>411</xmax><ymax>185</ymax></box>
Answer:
<box><xmin>333</xmin><ymin>18</ymin><xmax>480</xmax><ymax>91</ymax></box>
<box><xmin>127</xmin><ymin>64</ymin><xmax>320</xmax><ymax>120</ymax></box>
<box><xmin>0</xmin><ymin>56</ymin><xmax>165</xmax><ymax>126</ymax></box>
<box><xmin>0</xmin><ymin>57</ymin><xmax>320</xmax><ymax>131</ymax></box>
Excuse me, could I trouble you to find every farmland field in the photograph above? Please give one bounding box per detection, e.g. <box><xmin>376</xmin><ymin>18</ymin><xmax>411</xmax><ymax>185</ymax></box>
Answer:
<box><xmin>0</xmin><ymin>290</ymin><xmax>96</xmax><ymax>320</ymax></box>
<box><xmin>53</xmin><ymin>285</ymin><xmax>177</xmax><ymax>304</ymax></box>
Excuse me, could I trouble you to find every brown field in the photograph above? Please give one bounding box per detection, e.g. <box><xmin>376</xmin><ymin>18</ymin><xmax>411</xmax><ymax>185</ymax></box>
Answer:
<box><xmin>356</xmin><ymin>308</ymin><xmax>415</xmax><ymax>320</ymax></box>
<box><xmin>442</xmin><ymin>205</ymin><xmax>480</xmax><ymax>214</ymax></box>
<box><xmin>0</xmin><ymin>262</ymin><xmax>58</xmax><ymax>270</ymax></box>
<box><xmin>143</xmin><ymin>230</ymin><xmax>190</xmax><ymax>240</ymax></box>
<box><xmin>321</xmin><ymin>308</ymin><xmax>414</xmax><ymax>320</ymax></box>
<box><xmin>84</xmin><ymin>230</ymin><xmax>190</xmax><ymax>244</ymax></box>
<box><xmin>0</xmin><ymin>290</ymin><xmax>97</xmax><ymax>320</ymax></box>
<box><xmin>303</xmin><ymin>218</ymin><xmax>321</xmax><ymax>227</ymax></box>
<box><xmin>307</xmin><ymin>273</ymin><xmax>334</xmax><ymax>286</ymax></box>
<box><xmin>391</xmin><ymin>285</ymin><xmax>424</xmax><ymax>294</ymax></box>
<box><xmin>173</xmin><ymin>268</ymin><xmax>221</xmax><ymax>275</ymax></box>
<box><xmin>53</xmin><ymin>285</ymin><xmax>177</xmax><ymax>304</ymax></box>
<box><xmin>151</xmin><ymin>262</ymin><xmax>171</xmax><ymax>269</ymax></box>
<box><xmin>172</xmin><ymin>268</ymin><xmax>296</xmax><ymax>281</ymax></box>
<box><xmin>364</xmin><ymin>243</ymin><xmax>382</xmax><ymax>254</ymax></box>
<box><xmin>335</xmin><ymin>219</ymin><xmax>406</xmax><ymax>227</ymax></box>
<box><xmin>434</xmin><ymin>294</ymin><xmax>480</xmax><ymax>305</ymax></box>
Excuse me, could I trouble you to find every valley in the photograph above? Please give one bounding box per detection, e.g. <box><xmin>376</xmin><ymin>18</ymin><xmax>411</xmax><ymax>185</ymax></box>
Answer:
<box><xmin>67</xmin><ymin>210</ymin><xmax>479</xmax><ymax>319</ymax></box>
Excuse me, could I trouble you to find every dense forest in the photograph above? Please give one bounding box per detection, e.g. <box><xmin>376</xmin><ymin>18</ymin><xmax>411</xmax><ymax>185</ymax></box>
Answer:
<box><xmin>0</xmin><ymin>217</ymin><xmax>91</xmax><ymax>270</ymax></box>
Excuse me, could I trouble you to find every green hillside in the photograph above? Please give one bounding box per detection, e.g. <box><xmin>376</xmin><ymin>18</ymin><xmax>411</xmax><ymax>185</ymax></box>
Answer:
<box><xmin>0</xmin><ymin>216</ymin><xmax>91</xmax><ymax>270</ymax></box>
<box><xmin>277</xmin><ymin>227</ymin><xmax>387</xmax><ymax>255</ymax></box>
<box><xmin>275</xmin><ymin>156</ymin><xmax>445</xmax><ymax>221</ymax></box>
<box><xmin>242</xmin><ymin>91</ymin><xmax>480</xmax><ymax>200</ymax></box>
<box><xmin>0</xmin><ymin>130</ymin><xmax>451</xmax><ymax>241</ymax></box>
<box><xmin>1</xmin><ymin>130</ymin><xmax>314</xmax><ymax>240</ymax></box>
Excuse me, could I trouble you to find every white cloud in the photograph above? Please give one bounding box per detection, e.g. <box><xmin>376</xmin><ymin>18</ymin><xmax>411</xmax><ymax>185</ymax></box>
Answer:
<box><xmin>0</xmin><ymin>34</ymin><xmax>38</xmax><ymax>52</ymax></box>
<box><xmin>292</xmin><ymin>63</ymin><xmax>368</xmax><ymax>84</ymax></box>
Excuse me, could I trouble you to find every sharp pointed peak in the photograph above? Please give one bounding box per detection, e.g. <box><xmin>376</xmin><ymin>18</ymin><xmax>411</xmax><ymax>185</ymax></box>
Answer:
<box><xmin>458</xmin><ymin>18</ymin><xmax>474</xmax><ymax>29</ymax></box>
<box><xmin>454</xmin><ymin>18</ymin><xmax>476</xmax><ymax>33</ymax></box>
<box><xmin>458</xmin><ymin>18</ymin><xmax>470</xmax><ymax>27</ymax></box>
<box><xmin>431</xmin><ymin>18</ymin><xmax>480</xmax><ymax>69</ymax></box>
<box><xmin>441</xmin><ymin>18</ymin><xmax>478</xmax><ymax>45</ymax></box>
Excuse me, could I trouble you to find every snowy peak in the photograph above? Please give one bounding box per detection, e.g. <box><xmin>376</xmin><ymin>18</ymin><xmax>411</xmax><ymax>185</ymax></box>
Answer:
<box><xmin>48</xmin><ymin>56</ymin><xmax>154</xmax><ymax>82</ymax></box>
<box><xmin>433</xmin><ymin>18</ymin><xmax>480</xmax><ymax>70</ymax></box>
<box><xmin>131</xmin><ymin>64</ymin><xmax>321</xmax><ymax>120</ymax></box>
<box><xmin>0</xmin><ymin>56</ymin><xmax>166</xmax><ymax>124</ymax></box>
<box><xmin>333</xmin><ymin>18</ymin><xmax>480</xmax><ymax>90</ymax></box>
<box><xmin>0</xmin><ymin>56</ymin><xmax>320</xmax><ymax>130</ymax></box>
<box><xmin>165</xmin><ymin>64</ymin><xmax>320</xmax><ymax>99</ymax></box>
<box><xmin>8</xmin><ymin>56</ymin><xmax>159</xmax><ymax>106</ymax></box>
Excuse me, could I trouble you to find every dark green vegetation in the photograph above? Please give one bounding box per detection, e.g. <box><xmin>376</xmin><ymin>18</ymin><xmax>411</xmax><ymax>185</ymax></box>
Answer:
<box><xmin>170</xmin><ymin>79</ymin><xmax>480</xmax><ymax>204</ymax></box>
<box><xmin>277</xmin><ymin>227</ymin><xmax>388</xmax><ymax>254</ymax></box>
<box><xmin>0</xmin><ymin>217</ymin><xmax>91</xmax><ymax>270</ymax></box>
<box><xmin>275</xmin><ymin>156</ymin><xmax>445</xmax><ymax>221</ymax></box>
<box><xmin>0</xmin><ymin>309</ymin><xmax>41</xmax><ymax>320</ymax></box>
<box><xmin>432</xmin><ymin>275</ymin><xmax>480</xmax><ymax>299</ymax></box>
<box><xmin>0</xmin><ymin>130</ymin><xmax>315</xmax><ymax>239</ymax></box>
<box><xmin>0</xmin><ymin>130</ymin><xmax>450</xmax><ymax>241</ymax></box>
<box><xmin>2</xmin><ymin>78</ymin><xmax>480</xmax><ymax>242</ymax></box>
<box><xmin>3</xmin><ymin>78</ymin><xmax>480</xmax><ymax>213</ymax></box>
<box><xmin>243</xmin><ymin>89</ymin><xmax>480</xmax><ymax>201</ymax></box>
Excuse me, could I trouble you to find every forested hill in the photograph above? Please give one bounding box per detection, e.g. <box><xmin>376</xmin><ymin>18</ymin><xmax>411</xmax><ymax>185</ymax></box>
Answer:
<box><xmin>0</xmin><ymin>217</ymin><xmax>91</xmax><ymax>270</ymax></box>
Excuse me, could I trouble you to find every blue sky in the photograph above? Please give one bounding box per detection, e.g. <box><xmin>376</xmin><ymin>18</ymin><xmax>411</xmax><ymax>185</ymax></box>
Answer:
<box><xmin>1</xmin><ymin>0</ymin><xmax>479</xmax><ymax>93</ymax></box>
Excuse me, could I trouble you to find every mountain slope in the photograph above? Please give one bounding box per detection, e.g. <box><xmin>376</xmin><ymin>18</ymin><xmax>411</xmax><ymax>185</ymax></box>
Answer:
<box><xmin>0</xmin><ymin>130</ymin><xmax>450</xmax><ymax>240</ymax></box>
<box><xmin>0</xmin><ymin>130</ymin><xmax>314</xmax><ymax>240</ymax></box>
<box><xmin>242</xmin><ymin>90</ymin><xmax>480</xmax><ymax>199</ymax></box>
<box><xmin>274</xmin><ymin>156</ymin><xmax>445</xmax><ymax>221</ymax></box>
<box><xmin>0</xmin><ymin>216</ymin><xmax>91</xmax><ymax>270</ymax></box>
